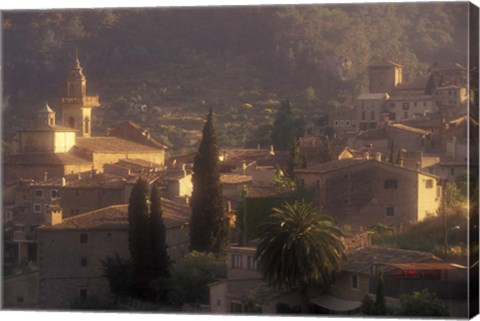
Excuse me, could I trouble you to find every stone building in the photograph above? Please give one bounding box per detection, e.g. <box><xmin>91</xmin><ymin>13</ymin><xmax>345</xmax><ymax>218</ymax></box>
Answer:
<box><xmin>4</xmin><ymin>57</ymin><xmax>165</xmax><ymax>182</ymax></box>
<box><xmin>295</xmin><ymin>157</ymin><xmax>441</xmax><ymax>227</ymax></box>
<box><xmin>368</xmin><ymin>60</ymin><xmax>403</xmax><ymax>94</ymax></box>
<box><xmin>354</xmin><ymin>93</ymin><xmax>389</xmax><ymax>131</ymax></box>
<box><xmin>37</xmin><ymin>199</ymin><xmax>190</xmax><ymax>309</ymax></box>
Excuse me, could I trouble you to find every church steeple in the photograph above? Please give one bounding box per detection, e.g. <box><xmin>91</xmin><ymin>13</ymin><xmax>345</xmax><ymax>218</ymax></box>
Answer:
<box><xmin>57</xmin><ymin>53</ymin><xmax>100</xmax><ymax>137</ymax></box>
<box><xmin>67</xmin><ymin>53</ymin><xmax>87</xmax><ymax>98</ymax></box>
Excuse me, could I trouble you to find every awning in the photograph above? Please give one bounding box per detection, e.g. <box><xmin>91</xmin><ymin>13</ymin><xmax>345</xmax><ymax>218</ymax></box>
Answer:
<box><xmin>310</xmin><ymin>295</ymin><xmax>361</xmax><ymax>312</ymax></box>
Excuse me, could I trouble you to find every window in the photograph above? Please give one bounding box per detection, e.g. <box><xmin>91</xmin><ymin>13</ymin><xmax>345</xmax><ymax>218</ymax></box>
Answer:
<box><xmin>247</xmin><ymin>256</ymin><xmax>257</xmax><ymax>270</ymax></box>
<box><xmin>339</xmin><ymin>120</ymin><xmax>344</xmax><ymax>127</ymax></box>
<box><xmin>232</xmin><ymin>254</ymin><xmax>243</xmax><ymax>268</ymax></box>
<box><xmin>403</xmin><ymin>111</ymin><xmax>408</xmax><ymax>119</ymax></box>
<box><xmin>334</xmin><ymin>120</ymin><xmax>339</xmax><ymax>127</ymax></box>
<box><xmin>78</xmin><ymin>288</ymin><xmax>88</xmax><ymax>298</ymax></box>
<box><xmin>33</xmin><ymin>204</ymin><xmax>42</xmax><ymax>213</ymax></box>
<box><xmin>361</xmin><ymin>111</ymin><xmax>366</xmax><ymax>120</ymax></box>
<box><xmin>402</xmin><ymin>102</ymin><xmax>410</xmax><ymax>110</ymax></box>
<box><xmin>80</xmin><ymin>257</ymin><xmax>87</xmax><ymax>267</ymax></box>
<box><xmin>389</xmin><ymin>102</ymin><xmax>395</xmax><ymax>108</ymax></box>
<box><xmin>450</xmin><ymin>168</ymin><xmax>455</xmax><ymax>176</ymax></box>
<box><xmin>84</xmin><ymin>117</ymin><xmax>90</xmax><ymax>134</ymax></box>
<box><xmin>345</xmin><ymin>120</ymin><xmax>351</xmax><ymax>126</ymax></box>
<box><xmin>50</xmin><ymin>190</ymin><xmax>59</xmax><ymax>198</ymax></box>
<box><xmin>386</xmin><ymin>206</ymin><xmax>395</xmax><ymax>216</ymax></box>
<box><xmin>35</xmin><ymin>190</ymin><xmax>43</xmax><ymax>198</ymax></box>
<box><xmin>351</xmin><ymin>274</ymin><xmax>359</xmax><ymax>289</ymax></box>
<box><xmin>414</xmin><ymin>101</ymin><xmax>417</xmax><ymax>107</ymax></box>
<box><xmin>80</xmin><ymin>233</ymin><xmax>88</xmax><ymax>244</ymax></box>
<box><xmin>370</xmin><ymin>111</ymin><xmax>375</xmax><ymax>120</ymax></box>
<box><xmin>384</xmin><ymin>179</ymin><xmax>398</xmax><ymax>189</ymax></box>
<box><xmin>425</xmin><ymin>179</ymin><xmax>434</xmax><ymax>189</ymax></box>
<box><xmin>44</xmin><ymin>204</ymin><xmax>50</xmax><ymax>212</ymax></box>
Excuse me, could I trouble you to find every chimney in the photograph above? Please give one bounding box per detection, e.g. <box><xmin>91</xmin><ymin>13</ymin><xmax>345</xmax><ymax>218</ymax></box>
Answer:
<box><xmin>399</xmin><ymin>158</ymin><xmax>404</xmax><ymax>167</ymax></box>
<box><xmin>61</xmin><ymin>177</ymin><xmax>66</xmax><ymax>187</ymax></box>
<box><xmin>242</xmin><ymin>161</ymin><xmax>247</xmax><ymax>175</ymax></box>
<box><xmin>375</xmin><ymin>152</ymin><xmax>382</xmax><ymax>162</ymax></box>
<box><xmin>44</xmin><ymin>171</ymin><xmax>48</xmax><ymax>181</ymax></box>
<box><xmin>416</xmin><ymin>161</ymin><xmax>421</xmax><ymax>171</ymax></box>
<box><xmin>363</xmin><ymin>152</ymin><xmax>370</xmax><ymax>160</ymax></box>
<box><xmin>226</xmin><ymin>200</ymin><xmax>232</xmax><ymax>213</ymax></box>
<box><xmin>182</xmin><ymin>163</ymin><xmax>187</xmax><ymax>177</ymax></box>
<box><xmin>45</xmin><ymin>205</ymin><xmax>63</xmax><ymax>226</ymax></box>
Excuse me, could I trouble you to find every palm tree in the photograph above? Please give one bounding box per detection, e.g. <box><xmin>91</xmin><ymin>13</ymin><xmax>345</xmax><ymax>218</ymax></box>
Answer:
<box><xmin>255</xmin><ymin>200</ymin><xmax>345</xmax><ymax>313</ymax></box>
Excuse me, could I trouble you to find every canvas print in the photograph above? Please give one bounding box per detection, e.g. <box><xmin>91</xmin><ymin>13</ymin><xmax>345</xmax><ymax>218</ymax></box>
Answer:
<box><xmin>1</xmin><ymin>2</ymin><xmax>479</xmax><ymax>318</ymax></box>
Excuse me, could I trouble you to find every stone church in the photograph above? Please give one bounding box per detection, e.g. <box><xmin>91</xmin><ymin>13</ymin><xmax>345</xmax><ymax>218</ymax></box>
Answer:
<box><xmin>4</xmin><ymin>57</ymin><xmax>165</xmax><ymax>181</ymax></box>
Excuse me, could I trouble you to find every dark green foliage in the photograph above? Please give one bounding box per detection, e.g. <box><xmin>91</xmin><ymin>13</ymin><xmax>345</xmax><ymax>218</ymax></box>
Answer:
<box><xmin>149</xmin><ymin>185</ymin><xmax>170</xmax><ymax>279</ymax></box>
<box><xmin>285</xmin><ymin>139</ymin><xmax>301</xmax><ymax>180</ymax></box>
<box><xmin>128</xmin><ymin>178</ymin><xmax>151</xmax><ymax>280</ymax></box>
<box><xmin>271</xmin><ymin>100</ymin><xmax>298</xmax><ymax>151</ymax></box>
<box><xmin>374</xmin><ymin>272</ymin><xmax>387</xmax><ymax>315</ymax></box>
<box><xmin>168</xmin><ymin>251</ymin><xmax>227</xmax><ymax>306</ymax></box>
<box><xmin>319</xmin><ymin>139</ymin><xmax>334</xmax><ymax>163</ymax></box>
<box><xmin>397</xmin><ymin>289</ymin><xmax>449</xmax><ymax>316</ymax></box>
<box><xmin>360</xmin><ymin>295</ymin><xmax>375</xmax><ymax>315</ymax></box>
<box><xmin>101</xmin><ymin>253</ymin><xmax>135</xmax><ymax>298</ymax></box>
<box><xmin>256</xmin><ymin>200</ymin><xmax>344</xmax><ymax>312</ymax></box>
<box><xmin>190</xmin><ymin>109</ymin><xmax>228</xmax><ymax>254</ymax></box>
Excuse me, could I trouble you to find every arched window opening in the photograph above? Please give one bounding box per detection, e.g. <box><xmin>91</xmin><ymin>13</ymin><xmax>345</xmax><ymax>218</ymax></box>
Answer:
<box><xmin>68</xmin><ymin>117</ymin><xmax>75</xmax><ymax>129</ymax></box>
<box><xmin>84</xmin><ymin>117</ymin><xmax>90</xmax><ymax>134</ymax></box>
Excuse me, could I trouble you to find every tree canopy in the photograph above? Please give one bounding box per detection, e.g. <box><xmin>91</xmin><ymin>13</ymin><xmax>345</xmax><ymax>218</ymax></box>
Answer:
<box><xmin>190</xmin><ymin>109</ymin><xmax>228</xmax><ymax>254</ymax></box>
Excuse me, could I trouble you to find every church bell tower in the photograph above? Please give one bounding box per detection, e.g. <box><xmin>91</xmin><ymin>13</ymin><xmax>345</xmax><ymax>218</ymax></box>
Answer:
<box><xmin>57</xmin><ymin>54</ymin><xmax>100</xmax><ymax>137</ymax></box>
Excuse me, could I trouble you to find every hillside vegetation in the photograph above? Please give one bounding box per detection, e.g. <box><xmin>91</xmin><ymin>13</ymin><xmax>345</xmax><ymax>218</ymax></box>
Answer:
<box><xmin>2</xmin><ymin>4</ymin><xmax>468</xmax><ymax>153</ymax></box>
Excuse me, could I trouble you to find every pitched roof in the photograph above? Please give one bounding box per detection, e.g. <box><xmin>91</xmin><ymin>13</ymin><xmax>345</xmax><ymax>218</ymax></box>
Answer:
<box><xmin>39</xmin><ymin>198</ymin><xmax>190</xmax><ymax>231</ymax></box>
<box><xmin>388</xmin><ymin>123</ymin><xmax>432</xmax><ymax>136</ymax></box>
<box><xmin>75</xmin><ymin>137</ymin><xmax>162</xmax><ymax>153</ymax></box>
<box><xmin>343</xmin><ymin>246</ymin><xmax>440</xmax><ymax>274</ymax></box>
<box><xmin>37</xmin><ymin>103</ymin><xmax>55</xmax><ymax>114</ymax></box>
<box><xmin>369</xmin><ymin>60</ymin><xmax>403</xmax><ymax>68</ymax></box>
<box><xmin>108</xmin><ymin>121</ymin><xmax>166</xmax><ymax>149</ymax></box>
<box><xmin>4</xmin><ymin>152</ymin><xmax>91</xmax><ymax>166</ymax></box>
<box><xmin>394</xmin><ymin>75</ymin><xmax>431</xmax><ymax>91</ymax></box>
<box><xmin>220</xmin><ymin>174</ymin><xmax>253</xmax><ymax>185</ymax></box>
<box><xmin>356</xmin><ymin>93</ymin><xmax>389</xmax><ymax>101</ymax></box>
<box><xmin>297</xmin><ymin>158</ymin><xmax>439</xmax><ymax>179</ymax></box>
<box><xmin>244</xmin><ymin>186</ymin><xmax>295</xmax><ymax>199</ymax></box>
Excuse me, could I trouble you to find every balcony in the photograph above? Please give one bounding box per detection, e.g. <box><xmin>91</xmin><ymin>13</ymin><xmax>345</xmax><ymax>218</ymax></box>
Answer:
<box><xmin>58</xmin><ymin>96</ymin><xmax>100</xmax><ymax>107</ymax></box>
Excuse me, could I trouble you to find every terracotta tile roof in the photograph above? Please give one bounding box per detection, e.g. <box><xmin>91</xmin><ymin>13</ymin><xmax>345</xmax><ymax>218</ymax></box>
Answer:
<box><xmin>108</xmin><ymin>121</ymin><xmax>167</xmax><ymax>149</ymax></box>
<box><xmin>39</xmin><ymin>198</ymin><xmax>190</xmax><ymax>231</ymax></box>
<box><xmin>23</xmin><ymin>173</ymin><xmax>125</xmax><ymax>189</ymax></box>
<box><xmin>369</xmin><ymin>60</ymin><xmax>403</xmax><ymax>68</ymax></box>
<box><xmin>388</xmin><ymin>123</ymin><xmax>432</xmax><ymax>136</ymax></box>
<box><xmin>344</xmin><ymin>246</ymin><xmax>440</xmax><ymax>274</ymax></box>
<box><xmin>4</xmin><ymin>152</ymin><xmax>91</xmax><ymax>165</ymax></box>
<box><xmin>356</xmin><ymin>93</ymin><xmax>389</xmax><ymax>100</ymax></box>
<box><xmin>394</xmin><ymin>75</ymin><xmax>431</xmax><ymax>91</ymax></box>
<box><xmin>75</xmin><ymin>137</ymin><xmax>162</xmax><ymax>153</ymax></box>
<box><xmin>297</xmin><ymin>158</ymin><xmax>439</xmax><ymax>179</ymax></box>
<box><xmin>220</xmin><ymin>174</ymin><xmax>253</xmax><ymax>185</ymax></box>
<box><xmin>356</xmin><ymin>127</ymin><xmax>388</xmax><ymax>140</ymax></box>
<box><xmin>244</xmin><ymin>186</ymin><xmax>295</xmax><ymax>199</ymax></box>
<box><xmin>389</xmin><ymin>94</ymin><xmax>432</xmax><ymax>101</ymax></box>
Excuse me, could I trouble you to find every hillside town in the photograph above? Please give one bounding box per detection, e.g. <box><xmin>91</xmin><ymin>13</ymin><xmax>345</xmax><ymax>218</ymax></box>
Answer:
<box><xmin>1</xmin><ymin>5</ymin><xmax>479</xmax><ymax>319</ymax></box>
<box><xmin>2</xmin><ymin>53</ymin><xmax>477</xmax><ymax>317</ymax></box>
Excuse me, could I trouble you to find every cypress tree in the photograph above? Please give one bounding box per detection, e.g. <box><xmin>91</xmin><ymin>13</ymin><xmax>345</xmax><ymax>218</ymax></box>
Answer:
<box><xmin>149</xmin><ymin>185</ymin><xmax>170</xmax><ymax>278</ymax></box>
<box><xmin>285</xmin><ymin>138</ymin><xmax>301</xmax><ymax>181</ymax></box>
<box><xmin>128</xmin><ymin>178</ymin><xmax>151</xmax><ymax>280</ymax></box>
<box><xmin>271</xmin><ymin>99</ymin><xmax>296</xmax><ymax>151</ymax></box>
<box><xmin>190</xmin><ymin>108</ymin><xmax>228</xmax><ymax>254</ymax></box>
<box><xmin>374</xmin><ymin>271</ymin><xmax>387</xmax><ymax>315</ymax></box>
